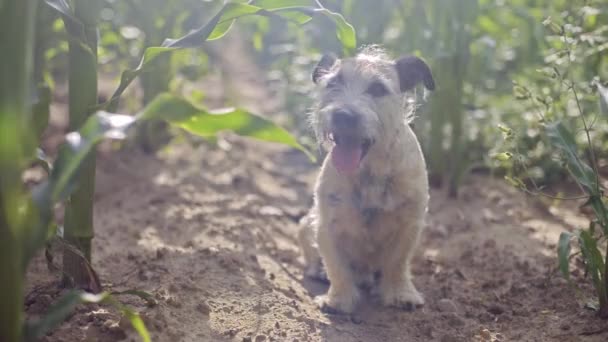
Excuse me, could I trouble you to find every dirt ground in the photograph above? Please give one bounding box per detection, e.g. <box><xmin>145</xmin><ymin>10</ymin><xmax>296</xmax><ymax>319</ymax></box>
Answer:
<box><xmin>25</xmin><ymin>39</ymin><xmax>608</xmax><ymax>342</ymax></box>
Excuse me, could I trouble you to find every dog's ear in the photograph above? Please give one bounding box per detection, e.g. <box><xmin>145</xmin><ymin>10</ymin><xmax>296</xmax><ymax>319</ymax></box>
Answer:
<box><xmin>394</xmin><ymin>56</ymin><xmax>435</xmax><ymax>92</ymax></box>
<box><xmin>312</xmin><ymin>53</ymin><xmax>338</xmax><ymax>84</ymax></box>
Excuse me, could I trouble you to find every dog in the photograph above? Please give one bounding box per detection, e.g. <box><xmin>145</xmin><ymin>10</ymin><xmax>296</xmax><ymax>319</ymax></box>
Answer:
<box><xmin>298</xmin><ymin>46</ymin><xmax>435</xmax><ymax>314</ymax></box>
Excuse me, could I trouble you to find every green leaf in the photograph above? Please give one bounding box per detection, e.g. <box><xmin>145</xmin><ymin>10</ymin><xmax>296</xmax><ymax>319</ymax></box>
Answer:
<box><xmin>24</xmin><ymin>291</ymin><xmax>108</xmax><ymax>341</ymax></box>
<box><xmin>103</xmin><ymin>2</ymin><xmax>356</xmax><ymax>110</ymax></box>
<box><xmin>121</xmin><ymin>310</ymin><xmax>151</xmax><ymax>342</ymax></box>
<box><xmin>491</xmin><ymin>152</ymin><xmax>512</xmax><ymax>161</ymax></box>
<box><xmin>24</xmin><ymin>291</ymin><xmax>150</xmax><ymax>342</ymax></box>
<box><xmin>47</xmin><ymin>112</ymin><xmax>136</xmax><ymax>202</ymax></box>
<box><xmin>545</xmin><ymin>121</ymin><xmax>598</xmax><ymax>194</ymax></box>
<box><xmin>138</xmin><ymin>93</ymin><xmax>315</xmax><ymax>161</ymax></box>
<box><xmin>578</xmin><ymin>230</ymin><xmax>605</xmax><ymax>301</ymax></box>
<box><xmin>314</xmin><ymin>8</ymin><xmax>357</xmax><ymax>54</ymax></box>
<box><xmin>588</xmin><ymin>196</ymin><xmax>608</xmax><ymax>236</ymax></box>
<box><xmin>32</xmin><ymin>84</ymin><xmax>51</xmax><ymax>140</ymax></box>
<box><xmin>558</xmin><ymin>232</ymin><xmax>572</xmax><ymax>280</ymax></box>
<box><xmin>112</xmin><ymin>290</ymin><xmax>157</xmax><ymax>307</ymax></box>
<box><xmin>43</xmin><ymin>0</ymin><xmax>86</xmax><ymax>42</ymax></box>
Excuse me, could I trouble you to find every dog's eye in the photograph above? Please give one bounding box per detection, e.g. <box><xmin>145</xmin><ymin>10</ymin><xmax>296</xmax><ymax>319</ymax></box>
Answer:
<box><xmin>366</xmin><ymin>81</ymin><xmax>390</xmax><ymax>97</ymax></box>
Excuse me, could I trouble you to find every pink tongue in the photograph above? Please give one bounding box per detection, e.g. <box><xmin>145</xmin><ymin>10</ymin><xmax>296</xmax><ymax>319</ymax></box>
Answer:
<box><xmin>331</xmin><ymin>144</ymin><xmax>362</xmax><ymax>174</ymax></box>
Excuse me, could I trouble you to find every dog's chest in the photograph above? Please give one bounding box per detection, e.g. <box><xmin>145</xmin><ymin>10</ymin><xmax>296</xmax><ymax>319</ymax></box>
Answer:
<box><xmin>325</xmin><ymin>172</ymin><xmax>402</xmax><ymax>238</ymax></box>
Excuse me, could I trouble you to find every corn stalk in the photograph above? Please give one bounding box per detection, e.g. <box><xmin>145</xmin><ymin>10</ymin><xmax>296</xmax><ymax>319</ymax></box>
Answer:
<box><xmin>0</xmin><ymin>0</ymin><xmax>38</xmax><ymax>340</ymax></box>
<box><xmin>62</xmin><ymin>0</ymin><xmax>101</xmax><ymax>289</ymax></box>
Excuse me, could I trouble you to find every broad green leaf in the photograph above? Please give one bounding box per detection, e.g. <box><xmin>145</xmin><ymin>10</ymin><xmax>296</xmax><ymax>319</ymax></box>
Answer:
<box><xmin>578</xmin><ymin>230</ymin><xmax>606</xmax><ymax>302</ymax></box>
<box><xmin>103</xmin><ymin>2</ymin><xmax>356</xmax><ymax>111</ymax></box>
<box><xmin>138</xmin><ymin>93</ymin><xmax>315</xmax><ymax>161</ymax></box>
<box><xmin>121</xmin><ymin>310</ymin><xmax>151</xmax><ymax>342</ymax></box>
<box><xmin>588</xmin><ymin>196</ymin><xmax>608</xmax><ymax>236</ymax></box>
<box><xmin>557</xmin><ymin>232</ymin><xmax>572</xmax><ymax>280</ymax></box>
<box><xmin>43</xmin><ymin>0</ymin><xmax>86</xmax><ymax>42</ymax></box>
<box><xmin>47</xmin><ymin>112</ymin><xmax>136</xmax><ymax>202</ymax></box>
<box><xmin>545</xmin><ymin>121</ymin><xmax>598</xmax><ymax>194</ymax></box>
<box><xmin>314</xmin><ymin>8</ymin><xmax>357</xmax><ymax>54</ymax></box>
<box><xmin>252</xmin><ymin>0</ymin><xmax>357</xmax><ymax>45</ymax></box>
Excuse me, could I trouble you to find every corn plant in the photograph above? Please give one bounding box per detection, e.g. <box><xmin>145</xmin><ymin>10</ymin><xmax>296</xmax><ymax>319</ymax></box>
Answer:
<box><xmin>1</xmin><ymin>0</ymin><xmax>355</xmax><ymax>340</ymax></box>
<box><xmin>495</xmin><ymin>10</ymin><xmax>608</xmax><ymax>318</ymax></box>
<box><xmin>0</xmin><ymin>2</ymin><xmax>38</xmax><ymax>341</ymax></box>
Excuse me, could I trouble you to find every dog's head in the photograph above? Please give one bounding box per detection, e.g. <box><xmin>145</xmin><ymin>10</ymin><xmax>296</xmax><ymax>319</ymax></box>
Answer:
<box><xmin>310</xmin><ymin>47</ymin><xmax>434</xmax><ymax>175</ymax></box>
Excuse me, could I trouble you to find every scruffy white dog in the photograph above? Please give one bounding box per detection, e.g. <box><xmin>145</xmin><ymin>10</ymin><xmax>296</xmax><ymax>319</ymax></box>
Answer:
<box><xmin>298</xmin><ymin>46</ymin><xmax>435</xmax><ymax>314</ymax></box>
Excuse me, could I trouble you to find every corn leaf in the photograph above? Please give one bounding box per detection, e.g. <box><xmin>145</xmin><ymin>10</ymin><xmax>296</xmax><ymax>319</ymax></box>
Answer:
<box><xmin>43</xmin><ymin>0</ymin><xmax>86</xmax><ymax>42</ymax></box>
<box><xmin>578</xmin><ymin>230</ymin><xmax>606</xmax><ymax>303</ymax></box>
<box><xmin>121</xmin><ymin>309</ymin><xmax>150</xmax><ymax>342</ymax></box>
<box><xmin>138</xmin><ymin>93</ymin><xmax>315</xmax><ymax>161</ymax></box>
<box><xmin>104</xmin><ymin>1</ymin><xmax>356</xmax><ymax>111</ymax></box>
<box><xmin>24</xmin><ymin>291</ymin><xmax>107</xmax><ymax>342</ymax></box>
<box><xmin>313</xmin><ymin>8</ymin><xmax>357</xmax><ymax>54</ymax></box>
<box><xmin>545</xmin><ymin>121</ymin><xmax>598</xmax><ymax>194</ymax></box>
<box><xmin>32</xmin><ymin>85</ymin><xmax>51</xmax><ymax>140</ymax></box>
<box><xmin>24</xmin><ymin>291</ymin><xmax>150</xmax><ymax>342</ymax></box>
<box><xmin>558</xmin><ymin>232</ymin><xmax>572</xmax><ymax>280</ymax></box>
<box><xmin>47</xmin><ymin>112</ymin><xmax>136</xmax><ymax>203</ymax></box>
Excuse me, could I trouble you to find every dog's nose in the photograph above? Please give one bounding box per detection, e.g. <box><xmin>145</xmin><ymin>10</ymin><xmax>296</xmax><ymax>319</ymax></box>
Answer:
<box><xmin>331</xmin><ymin>110</ymin><xmax>358</xmax><ymax>129</ymax></box>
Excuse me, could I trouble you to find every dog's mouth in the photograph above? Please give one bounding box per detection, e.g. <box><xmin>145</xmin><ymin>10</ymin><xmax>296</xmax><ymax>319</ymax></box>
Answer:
<box><xmin>329</xmin><ymin>133</ymin><xmax>374</xmax><ymax>174</ymax></box>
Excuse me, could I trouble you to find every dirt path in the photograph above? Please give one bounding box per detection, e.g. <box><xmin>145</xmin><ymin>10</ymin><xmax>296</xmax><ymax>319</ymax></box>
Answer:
<box><xmin>26</xmin><ymin>140</ymin><xmax>608</xmax><ymax>342</ymax></box>
<box><xmin>26</xmin><ymin>38</ymin><xmax>608</xmax><ymax>342</ymax></box>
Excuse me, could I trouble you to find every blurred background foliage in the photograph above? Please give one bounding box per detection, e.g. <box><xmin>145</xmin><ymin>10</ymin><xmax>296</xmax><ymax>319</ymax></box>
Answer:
<box><xmin>38</xmin><ymin>0</ymin><xmax>608</xmax><ymax>194</ymax></box>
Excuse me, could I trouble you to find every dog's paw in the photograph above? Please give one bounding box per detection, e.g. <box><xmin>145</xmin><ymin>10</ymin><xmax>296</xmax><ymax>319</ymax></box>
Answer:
<box><xmin>315</xmin><ymin>292</ymin><xmax>358</xmax><ymax>314</ymax></box>
<box><xmin>305</xmin><ymin>262</ymin><xmax>329</xmax><ymax>284</ymax></box>
<box><xmin>382</xmin><ymin>289</ymin><xmax>425</xmax><ymax>311</ymax></box>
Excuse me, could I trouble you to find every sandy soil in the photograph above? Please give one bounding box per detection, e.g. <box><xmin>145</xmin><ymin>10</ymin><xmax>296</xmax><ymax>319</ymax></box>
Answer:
<box><xmin>25</xmin><ymin>137</ymin><xmax>608</xmax><ymax>342</ymax></box>
<box><xmin>25</xmin><ymin>37</ymin><xmax>608</xmax><ymax>342</ymax></box>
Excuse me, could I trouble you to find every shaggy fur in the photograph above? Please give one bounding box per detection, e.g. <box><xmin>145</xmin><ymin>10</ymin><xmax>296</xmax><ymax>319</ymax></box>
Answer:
<box><xmin>298</xmin><ymin>46</ymin><xmax>435</xmax><ymax>314</ymax></box>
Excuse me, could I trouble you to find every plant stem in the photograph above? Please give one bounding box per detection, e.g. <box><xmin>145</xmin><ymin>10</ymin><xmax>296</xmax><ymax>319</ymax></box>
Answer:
<box><xmin>62</xmin><ymin>0</ymin><xmax>101</xmax><ymax>290</ymax></box>
<box><xmin>602</xmin><ymin>238</ymin><xmax>608</xmax><ymax>318</ymax></box>
<box><xmin>0</xmin><ymin>0</ymin><xmax>38</xmax><ymax>340</ymax></box>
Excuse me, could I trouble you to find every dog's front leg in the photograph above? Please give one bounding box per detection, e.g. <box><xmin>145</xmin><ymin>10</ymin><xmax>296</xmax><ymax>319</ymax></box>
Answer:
<box><xmin>379</xmin><ymin>219</ymin><xmax>425</xmax><ymax>310</ymax></box>
<box><xmin>315</xmin><ymin>225</ymin><xmax>360</xmax><ymax>314</ymax></box>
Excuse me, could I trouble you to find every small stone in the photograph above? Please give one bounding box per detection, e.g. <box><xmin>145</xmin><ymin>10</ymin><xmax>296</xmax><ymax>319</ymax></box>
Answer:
<box><xmin>437</xmin><ymin>298</ymin><xmax>458</xmax><ymax>313</ymax></box>
<box><xmin>487</xmin><ymin>304</ymin><xmax>504</xmax><ymax>315</ymax></box>
<box><xmin>259</xmin><ymin>206</ymin><xmax>283</xmax><ymax>216</ymax></box>
<box><xmin>166</xmin><ymin>296</ymin><xmax>182</xmax><ymax>308</ymax></box>
<box><xmin>479</xmin><ymin>329</ymin><xmax>492</xmax><ymax>340</ymax></box>
<box><xmin>255</xmin><ymin>335</ymin><xmax>267</xmax><ymax>342</ymax></box>
<box><xmin>196</xmin><ymin>301</ymin><xmax>211</xmax><ymax>315</ymax></box>
<box><xmin>242</xmin><ymin>337</ymin><xmax>252</xmax><ymax>342</ymax></box>
<box><xmin>223</xmin><ymin>328</ymin><xmax>237</xmax><ymax>337</ymax></box>
<box><xmin>443</xmin><ymin>313</ymin><xmax>465</xmax><ymax>327</ymax></box>
<box><xmin>274</xmin><ymin>321</ymin><xmax>280</xmax><ymax>329</ymax></box>
<box><xmin>560</xmin><ymin>323</ymin><xmax>570</xmax><ymax>331</ymax></box>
